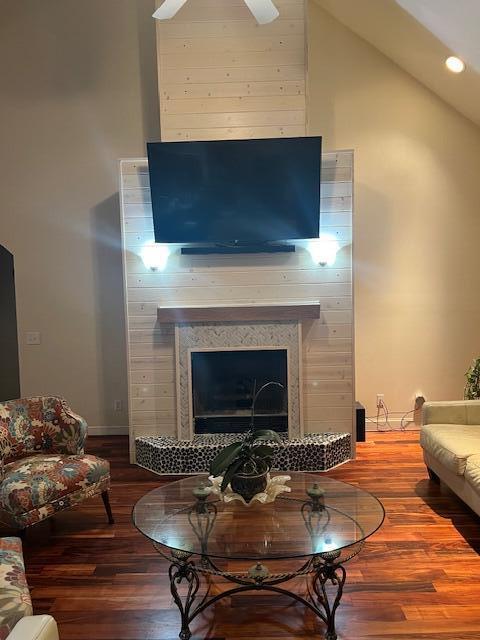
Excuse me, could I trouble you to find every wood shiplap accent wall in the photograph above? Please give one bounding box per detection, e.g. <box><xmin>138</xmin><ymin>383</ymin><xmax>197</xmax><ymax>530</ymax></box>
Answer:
<box><xmin>120</xmin><ymin>152</ymin><xmax>354</xmax><ymax>459</ymax></box>
<box><xmin>120</xmin><ymin>0</ymin><xmax>353</xmax><ymax>459</ymax></box>
<box><xmin>155</xmin><ymin>0</ymin><xmax>307</xmax><ymax>141</ymax></box>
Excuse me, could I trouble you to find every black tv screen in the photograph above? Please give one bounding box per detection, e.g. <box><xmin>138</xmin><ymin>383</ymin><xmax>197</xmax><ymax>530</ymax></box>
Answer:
<box><xmin>147</xmin><ymin>136</ymin><xmax>321</xmax><ymax>244</ymax></box>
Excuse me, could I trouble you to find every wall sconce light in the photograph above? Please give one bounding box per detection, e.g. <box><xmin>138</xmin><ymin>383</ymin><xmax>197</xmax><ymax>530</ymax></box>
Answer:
<box><xmin>307</xmin><ymin>235</ymin><xmax>340</xmax><ymax>266</ymax></box>
<box><xmin>140</xmin><ymin>243</ymin><xmax>170</xmax><ymax>271</ymax></box>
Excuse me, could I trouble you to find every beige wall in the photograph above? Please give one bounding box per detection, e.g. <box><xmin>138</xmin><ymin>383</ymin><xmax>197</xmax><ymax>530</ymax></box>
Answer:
<box><xmin>0</xmin><ymin>0</ymin><xmax>159</xmax><ymax>427</ymax></box>
<box><xmin>308</xmin><ymin>2</ymin><xmax>480</xmax><ymax>420</ymax></box>
<box><xmin>3</xmin><ymin>0</ymin><xmax>480</xmax><ymax>430</ymax></box>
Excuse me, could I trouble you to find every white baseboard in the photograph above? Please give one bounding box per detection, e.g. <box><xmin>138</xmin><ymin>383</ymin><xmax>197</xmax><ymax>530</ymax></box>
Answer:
<box><xmin>88</xmin><ymin>426</ymin><xmax>129</xmax><ymax>436</ymax></box>
<box><xmin>366</xmin><ymin>419</ymin><xmax>420</xmax><ymax>432</ymax></box>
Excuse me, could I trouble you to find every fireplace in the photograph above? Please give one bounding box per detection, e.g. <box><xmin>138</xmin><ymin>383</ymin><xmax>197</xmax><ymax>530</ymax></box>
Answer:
<box><xmin>176</xmin><ymin>321</ymin><xmax>302</xmax><ymax>440</ymax></box>
<box><xmin>191</xmin><ymin>349</ymin><xmax>288</xmax><ymax>434</ymax></box>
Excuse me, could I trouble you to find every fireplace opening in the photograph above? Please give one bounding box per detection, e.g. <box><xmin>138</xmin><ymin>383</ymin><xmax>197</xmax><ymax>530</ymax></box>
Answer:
<box><xmin>191</xmin><ymin>349</ymin><xmax>288</xmax><ymax>434</ymax></box>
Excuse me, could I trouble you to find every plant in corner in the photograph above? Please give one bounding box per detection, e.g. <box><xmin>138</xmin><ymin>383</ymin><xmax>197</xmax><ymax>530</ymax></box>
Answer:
<box><xmin>465</xmin><ymin>357</ymin><xmax>480</xmax><ymax>400</ymax></box>
<box><xmin>209</xmin><ymin>381</ymin><xmax>284</xmax><ymax>502</ymax></box>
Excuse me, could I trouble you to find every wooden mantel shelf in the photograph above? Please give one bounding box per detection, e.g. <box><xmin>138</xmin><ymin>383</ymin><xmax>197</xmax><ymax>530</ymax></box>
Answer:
<box><xmin>157</xmin><ymin>301</ymin><xmax>320</xmax><ymax>324</ymax></box>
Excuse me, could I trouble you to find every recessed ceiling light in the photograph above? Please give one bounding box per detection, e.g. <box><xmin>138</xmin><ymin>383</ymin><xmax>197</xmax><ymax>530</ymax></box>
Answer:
<box><xmin>445</xmin><ymin>56</ymin><xmax>465</xmax><ymax>73</ymax></box>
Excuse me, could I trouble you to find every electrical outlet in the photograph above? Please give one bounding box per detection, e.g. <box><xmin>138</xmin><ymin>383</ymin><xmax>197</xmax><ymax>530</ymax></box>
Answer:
<box><xmin>113</xmin><ymin>400</ymin><xmax>123</xmax><ymax>412</ymax></box>
<box><xmin>26</xmin><ymin>331</ymin><xmax>41</xmax><ymax>345</ymax></box>
<box><xmin>376</xmin><ymin>394</ymin><xmax>384</xmax><ymax>408</ymax></box>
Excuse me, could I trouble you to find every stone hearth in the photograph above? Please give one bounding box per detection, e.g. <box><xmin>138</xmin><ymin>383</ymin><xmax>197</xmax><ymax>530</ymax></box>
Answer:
<box><xmin>135</xmin><ymin>432</ymin><xmax>351</xmax><ymax>475</ymax></box>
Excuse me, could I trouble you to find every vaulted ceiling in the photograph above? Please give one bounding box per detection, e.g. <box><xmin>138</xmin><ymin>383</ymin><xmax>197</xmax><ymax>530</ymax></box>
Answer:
<box><xmin>396</xmin><ymin>0</ymin><xmax>480</xmax><ymax>74</ymax></box>
<box><xmin>314</xmin><ymin>0</ymin><xmax>480</xmax><ymax>128</ymax></box>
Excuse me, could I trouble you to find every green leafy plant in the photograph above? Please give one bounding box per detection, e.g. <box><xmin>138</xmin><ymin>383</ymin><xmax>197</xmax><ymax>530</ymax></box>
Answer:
<box><xmin>465</xmin><ymin>357</ymin><xmax>480</xmax><ymax>400</ymax></box>
<box><xmin>209</xmin><ymin>428</ymin><xmax>282</xmax><ymax>492</ymax></box>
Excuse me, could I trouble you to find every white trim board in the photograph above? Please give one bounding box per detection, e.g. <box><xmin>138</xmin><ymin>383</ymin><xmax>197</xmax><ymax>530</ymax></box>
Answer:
<box><xmin>88</xmin><ymin>426</ymin><xmax>129</xmax><ymax>436</ymax></box>
<box><xmin>366</xmin><ymin>419</ymin><xmax>420</xmax><ymax>432</ymax></box>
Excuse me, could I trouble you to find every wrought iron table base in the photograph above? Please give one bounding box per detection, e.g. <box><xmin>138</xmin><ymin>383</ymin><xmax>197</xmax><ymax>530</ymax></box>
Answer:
<box><xmin>157</xmin><ymin>545</ymin><xmax>351</xmax><ymax>640</ymax></box>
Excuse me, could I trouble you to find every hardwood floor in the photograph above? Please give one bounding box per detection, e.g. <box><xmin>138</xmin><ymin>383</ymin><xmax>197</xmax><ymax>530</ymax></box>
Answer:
<box><xmin>3</xmin><ymin>432</ymin><xmax>480</xmax><ymax>639</ymax></box>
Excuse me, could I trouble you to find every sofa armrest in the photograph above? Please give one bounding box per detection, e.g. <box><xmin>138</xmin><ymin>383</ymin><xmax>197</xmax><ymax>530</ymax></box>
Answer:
<box><xmin>6</xmin><ymin>615</ymin><xmax>59</xmax><ymax>640</ymax></box>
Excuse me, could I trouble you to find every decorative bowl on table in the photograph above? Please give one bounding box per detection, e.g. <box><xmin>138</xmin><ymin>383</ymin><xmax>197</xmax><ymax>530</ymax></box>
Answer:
<box><xmin>209</xmin><ymin>473</ymin><xmax>291</xmax><ymax>506</ymax></box>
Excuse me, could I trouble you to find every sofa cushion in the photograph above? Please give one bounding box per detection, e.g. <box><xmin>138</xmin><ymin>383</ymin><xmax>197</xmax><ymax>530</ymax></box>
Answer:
<box><xmin>467</xmin><ymin>403</ymin><xmax>480</xmax><ymax>426</ymax></box>
<box><xmin>423</xmin><ymin>400</ymin><xmax>480</xmax><ymax>426</ymax></box>
<box><xmin>465</xmin><ymin>454</ymin><xmax>480</xmax><ymax>490</ymax></box>
<box><xmin>423</xmin><ymin>403</ymin><xmax>467</xmax><ymax>426</ymax></box>
<box><xmin>420</xmin><ymin>424</ymin><xmax>480</xmax><ymax>476</ymax></box>
<box><xmin>0</xmin><ymin>454</ymin><xmax>110</xmax><ymax>516</ymax></box>
<box><xmin>0</xmin><ymin>537</ymin><xmax>32</xmax><ymax>640</ymax></box>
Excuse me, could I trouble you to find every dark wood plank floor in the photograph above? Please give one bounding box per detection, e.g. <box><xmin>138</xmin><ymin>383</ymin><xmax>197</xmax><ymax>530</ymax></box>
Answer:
<box><xmin>2</xmin><ymin>432</ymin><xmax>480</xmax><ymax>640</ymax></box>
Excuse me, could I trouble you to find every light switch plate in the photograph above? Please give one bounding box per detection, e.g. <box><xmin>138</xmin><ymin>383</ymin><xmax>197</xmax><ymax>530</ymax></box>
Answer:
<box><xmin>26</xmin><ymin>331</ymin><xmax>41</xmax><ymax>345</ymax></box>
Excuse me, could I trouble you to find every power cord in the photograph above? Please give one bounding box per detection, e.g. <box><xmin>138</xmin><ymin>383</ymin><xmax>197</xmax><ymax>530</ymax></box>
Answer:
<box><xmin>377</xmin><ymin>399</ymin><xmax>392</xmax><ymax>431</ymax></box>
<box><xmin>366</xmin><ymin>401</ymin><xmax>417</xmax><ymax>432</ymax></box>
<box><xmin>400</xmin><ymin>409</ymin><xmax>416</xmax><ymax>429</ymax></box>
<box><xmin>365</xmin><ymin>399</ymin><xmax>392</xmax><ymax>431</ymax></box>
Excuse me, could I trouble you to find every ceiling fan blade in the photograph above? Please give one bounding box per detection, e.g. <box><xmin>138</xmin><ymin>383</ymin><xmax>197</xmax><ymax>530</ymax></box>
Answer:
<box><xmin>243</xmin><ymin>0</ymin><xmax>279</xmax><ymax>24</ymax></box>
<box><xmin>152</xmin><ymin>0</ymin><xmax>189</xmax><ymax>20</ymax></box>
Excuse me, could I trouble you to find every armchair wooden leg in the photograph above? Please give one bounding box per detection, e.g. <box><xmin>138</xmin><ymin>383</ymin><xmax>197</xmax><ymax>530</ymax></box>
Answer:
<box><xmin>427</xmin><ymin>467</ymin><xmax>440</xmax><ymax>483</ymax></box>
<box><xmin>101</xmin><ymin>490</ymin><xmax>115</xmax><ymax>524</ymax></box>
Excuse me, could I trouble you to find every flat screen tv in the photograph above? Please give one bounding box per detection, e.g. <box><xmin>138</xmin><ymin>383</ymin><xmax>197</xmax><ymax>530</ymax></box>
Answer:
<box><xmin>147</xmin><ymin>136</ymin><xmax>321</xmax><ymax>245</ymax></box>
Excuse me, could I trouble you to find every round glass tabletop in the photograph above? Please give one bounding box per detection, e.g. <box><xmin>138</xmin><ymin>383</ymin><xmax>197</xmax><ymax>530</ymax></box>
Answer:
<box><xmin>133</xmin><ymin>472</ymin><xmax>385</xmax><ymax>561</ymax></box>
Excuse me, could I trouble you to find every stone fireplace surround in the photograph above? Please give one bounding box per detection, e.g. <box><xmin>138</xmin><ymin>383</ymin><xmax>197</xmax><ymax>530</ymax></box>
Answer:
<box><xmin>176</xmin><ymin>320</ymin><xmax>302</xmax><ymax>440</ymax></box>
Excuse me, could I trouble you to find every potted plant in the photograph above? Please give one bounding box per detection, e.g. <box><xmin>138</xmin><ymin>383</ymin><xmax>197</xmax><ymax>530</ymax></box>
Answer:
<box><xmin>209</xmin><ymin>381</ymin><xmax>284</xmax><ymax>502</ymax></box>
<box><xmin>465</xmin><ymin>357</ymin><xmax>480</xmax><ymax>400</ymax></box>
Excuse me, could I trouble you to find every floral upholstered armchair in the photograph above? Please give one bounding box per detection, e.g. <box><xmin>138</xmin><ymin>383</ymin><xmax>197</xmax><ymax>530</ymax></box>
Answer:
<box><xmin>0</xmin><ymin>397</ymin><xmax>113</xmax><ymax>532</ymax></box>
<box><xmin>0</xmin><ymin>537</ymin><xmax>59</xmax><ymax>640</ymax></box>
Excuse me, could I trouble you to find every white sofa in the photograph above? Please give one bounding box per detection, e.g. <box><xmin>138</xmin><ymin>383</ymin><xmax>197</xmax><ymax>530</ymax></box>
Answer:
<box><xmin>421</xmin><ymin>400</ymin><xmax>480</xmax><ymax>516</ymax></box>
<box><xmin>7</xmin><ymin>616</ymin><xmax>58</xmax><ymax>640</ymax></box>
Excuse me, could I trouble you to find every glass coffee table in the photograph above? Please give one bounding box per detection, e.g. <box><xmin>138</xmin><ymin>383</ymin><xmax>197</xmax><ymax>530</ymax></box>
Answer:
<box><xmin>133</xmin><ymin>472</ymin><xmax>384</xmax><ymax>640</ymax></box>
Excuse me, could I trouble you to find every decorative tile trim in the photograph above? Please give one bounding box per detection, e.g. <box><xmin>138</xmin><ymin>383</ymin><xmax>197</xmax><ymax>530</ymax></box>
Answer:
<box><xmin>176</xmin><ymin>321</ymin><xmax>302</xmax><ymax>440</ymax></box>
<box><xmin>135</xmin><ymin>432</ymin><xmax>351</xmax><ymax>475</ymax></box>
